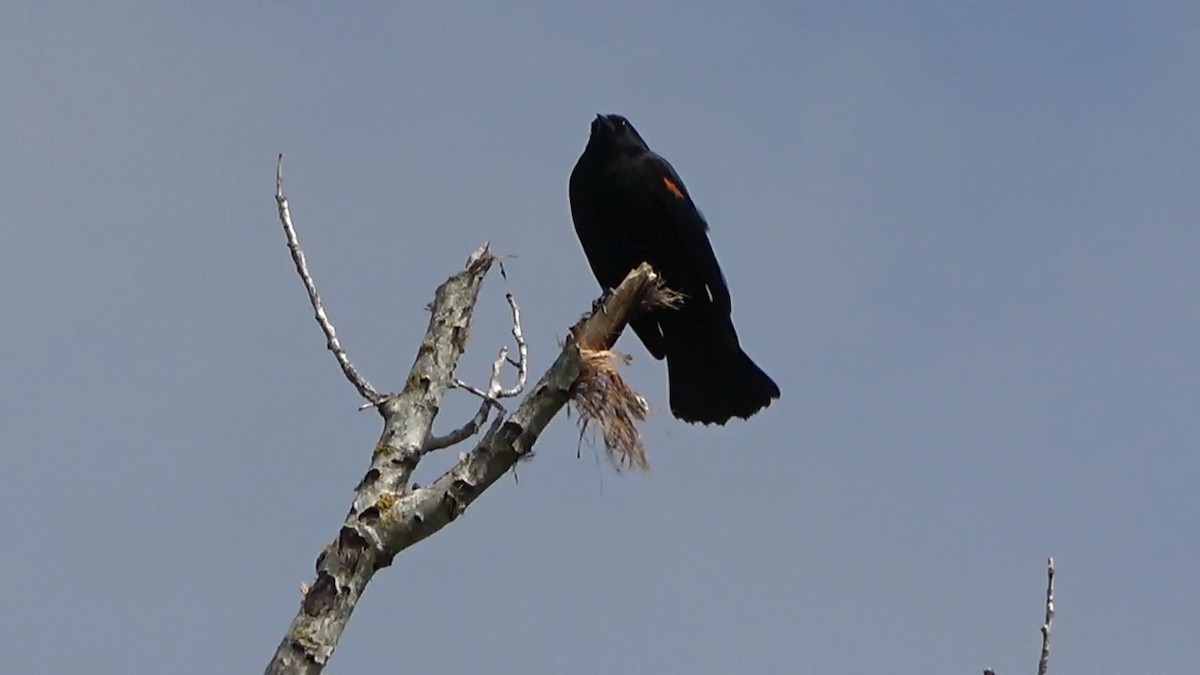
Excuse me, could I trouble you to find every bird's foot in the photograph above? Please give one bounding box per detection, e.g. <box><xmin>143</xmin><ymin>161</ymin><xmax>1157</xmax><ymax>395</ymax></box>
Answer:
<box><xmin>591</xmin><ymin>287</ymin><xmax>616</xmax><ymax>315</ymax></box>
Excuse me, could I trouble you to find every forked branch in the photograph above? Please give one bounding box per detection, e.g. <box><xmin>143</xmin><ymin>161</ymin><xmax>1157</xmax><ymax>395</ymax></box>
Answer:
<box><xmin>263</xmin><ymin>204</ymin><xmax>667</xmax><ymax>673</ymax></box>
<box><xmin>424</xmin><ymin>292</ymin><xmax>529</xmax><ymax>452</ymax></box>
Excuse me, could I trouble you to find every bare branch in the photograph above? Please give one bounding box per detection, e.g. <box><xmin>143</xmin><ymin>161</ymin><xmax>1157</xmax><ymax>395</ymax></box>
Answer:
<box><xmin>264</xmin><ymin>240</ymin><xmax>493</xmax><ymax>674</ymax></box>
<box><xmin>423</xmin><ymin>348</ymin><xmax>509</xmax><ymax>453</ymax></box>
<box><xmin>1038</xmin><ymin>557</ymin><xmax>1055</xmax><ymax>675</ymax></box>
<box><xmin>982</xmin><ymin>556</ymin><xmax>1058</xmax><ymax>675</ymax></box>
<box><xmin>423</xmin><ymin>291</ymin><xmax>529</xmax><ymax>452</ymax></box>
<box><xmin>365</xmin><ymin>263</ymin><xmax>666</xmax><ymax>545</ymax></box>
<box><xmin>421</xmin><ymin>403</ymin><xmax>493</xmax><ymax>453</ymax></box>
<box><xmin>499</xmin><ymin>293</ymin><xmax>528</xmax><ymax>397</ymax></box>
<box><xmin>264</xmin><ymin>261</ymin><xmax>662</xmax><ymax>674</ymax></box>
<box><xmin>274</xmin><ymin>154</ymin><xmax>381</xmax><ymax>404</ymax></box>
<box><xmin>451</xmin><ymin>361</ymin><xmax>507</xmax><ymax>410</ymax></box>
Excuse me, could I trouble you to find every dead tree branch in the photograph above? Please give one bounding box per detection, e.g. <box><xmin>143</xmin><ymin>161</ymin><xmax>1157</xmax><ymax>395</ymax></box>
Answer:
<box><xmin>262</xmin><ymin>187</ymin><xmax>667</xmax><ymax>675</ymax></box>
<box><xmin>1038</xmin><ymin>557</ymin><xmax>1055</xmax><ymax>675</ymax></box>
<box><xmin>982</xmin><ymin>556</ymin><xmax>1057</xmax><ymax>675</ymax></box>
<box><xmin>423</xmin><ymin>293</ymin><xmax>528</xmax><ymax>453</ymax></box>
<box><xmin>499</xmin><ymin>293</ymin><xmax>528</xmax><ymax>396</ymax></box>
<box><xmin>274</xmin><ymin>155</ymin><xmax>381</xmax><ymax>404</ymax></box>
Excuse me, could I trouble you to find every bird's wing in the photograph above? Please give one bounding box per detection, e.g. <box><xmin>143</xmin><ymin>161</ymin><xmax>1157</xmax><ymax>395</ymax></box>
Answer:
<box><xmin>641</xmin><ymin>154</ymin><xmax>732</xmax><ymax>314</ymax></box>
<box><xmin>643</xmin><ymin>153</ymin><xmax>734</xmax><ymax>314</ymax></box>
<box><xmin>628</xmin><ymin>316</ymin><xmax>668</xmax><ymax>360</ymax></box>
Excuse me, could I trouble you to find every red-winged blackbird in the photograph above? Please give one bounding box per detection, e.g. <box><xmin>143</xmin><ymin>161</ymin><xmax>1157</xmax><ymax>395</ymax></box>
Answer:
<box><xmin>569</xmin><ymin>114</ymin><xmax>780</xmax><ymax>425</ymax></box>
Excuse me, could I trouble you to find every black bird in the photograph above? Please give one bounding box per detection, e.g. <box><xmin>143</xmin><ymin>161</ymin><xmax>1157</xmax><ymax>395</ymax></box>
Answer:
<box><xmin>569</xmin><ymin>113</ymin><xmax>780</xmax><ymax>424</ymax></box>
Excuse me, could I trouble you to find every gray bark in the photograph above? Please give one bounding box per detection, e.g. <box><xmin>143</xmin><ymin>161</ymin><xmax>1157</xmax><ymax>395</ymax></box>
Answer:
<box><xmin>264</xmin><ymin>260</ymin><xmax>664</xmax><ymax>674</ymax></box>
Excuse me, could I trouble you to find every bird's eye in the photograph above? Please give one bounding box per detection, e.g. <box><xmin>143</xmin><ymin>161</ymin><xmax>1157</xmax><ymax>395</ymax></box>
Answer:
<box><xmin>618</xmin><ymin>118</ymin><xmax>628</xmax><ymax>127</ymax></box>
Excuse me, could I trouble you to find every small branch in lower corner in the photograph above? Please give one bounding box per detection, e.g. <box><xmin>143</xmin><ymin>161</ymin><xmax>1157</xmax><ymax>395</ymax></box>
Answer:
<box><xmin>1038</xmin><ymin>556</ymin><xmax>1055</xmax><ymax>675</ymax></box>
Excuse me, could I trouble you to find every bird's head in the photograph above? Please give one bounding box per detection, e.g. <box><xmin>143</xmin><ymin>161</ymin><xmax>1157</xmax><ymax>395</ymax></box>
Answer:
<box><xmin>586</xmin><ymin>113</ymin><xmax>650</xmax><ymax>157</ymax></box>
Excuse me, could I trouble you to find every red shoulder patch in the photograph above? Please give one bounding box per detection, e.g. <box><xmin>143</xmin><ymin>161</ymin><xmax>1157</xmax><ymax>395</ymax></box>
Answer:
<box><xmin>662</xmin><ymin>176</ymin><xmax>685</xmax><ymax>200</ymax></box>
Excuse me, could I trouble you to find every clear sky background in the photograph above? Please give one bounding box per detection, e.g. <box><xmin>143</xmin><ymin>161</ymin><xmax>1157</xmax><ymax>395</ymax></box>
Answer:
<box><xmin>2</xmin><ymin>3</ymin><xmax>1197</xmax><ymax>673</ymax></box>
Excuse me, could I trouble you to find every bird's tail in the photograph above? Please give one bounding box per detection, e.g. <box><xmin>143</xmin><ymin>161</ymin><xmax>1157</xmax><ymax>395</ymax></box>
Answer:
<box><xmin>664</xmin><ymin>317</ymin><xmax>780</xmax><ymax>425</ymax></box>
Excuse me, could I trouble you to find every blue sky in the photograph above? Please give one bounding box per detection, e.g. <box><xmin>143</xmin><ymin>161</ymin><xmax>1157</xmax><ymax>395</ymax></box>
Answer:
<box><xmin>2</xmin><ymin>3</ymin><xmax>1197</xmax><ymax>673</ymax></box>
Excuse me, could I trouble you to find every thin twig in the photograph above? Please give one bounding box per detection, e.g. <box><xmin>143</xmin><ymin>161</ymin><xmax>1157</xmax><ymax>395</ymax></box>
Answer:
<box><xmin>422</xmin><ymin>348</ymin><xmax>509</xmax><ymax>452</ymax></box>
<box><xmin>499</xmin><ymin>293</ymin><xmax>528</xmax><ymax>397</ymax></box>
<box><xmin>274</xmin><ymin>154</ymin><xmax>380</xmax><ymax>405</ymax></box>
<box><xmin>1038</xmin><ymin>557</ymin><xmax>1055</xmax><ymax>675</ymax></box>
<box><xmin>422</xmin><ymin>291</ymin><xmax>529</xmax><ymax>452</ymax></box>
<box><xmin>452</xmin><ymin>349</ymin><xmax>508</xmax><ymax>411</ymax></box>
